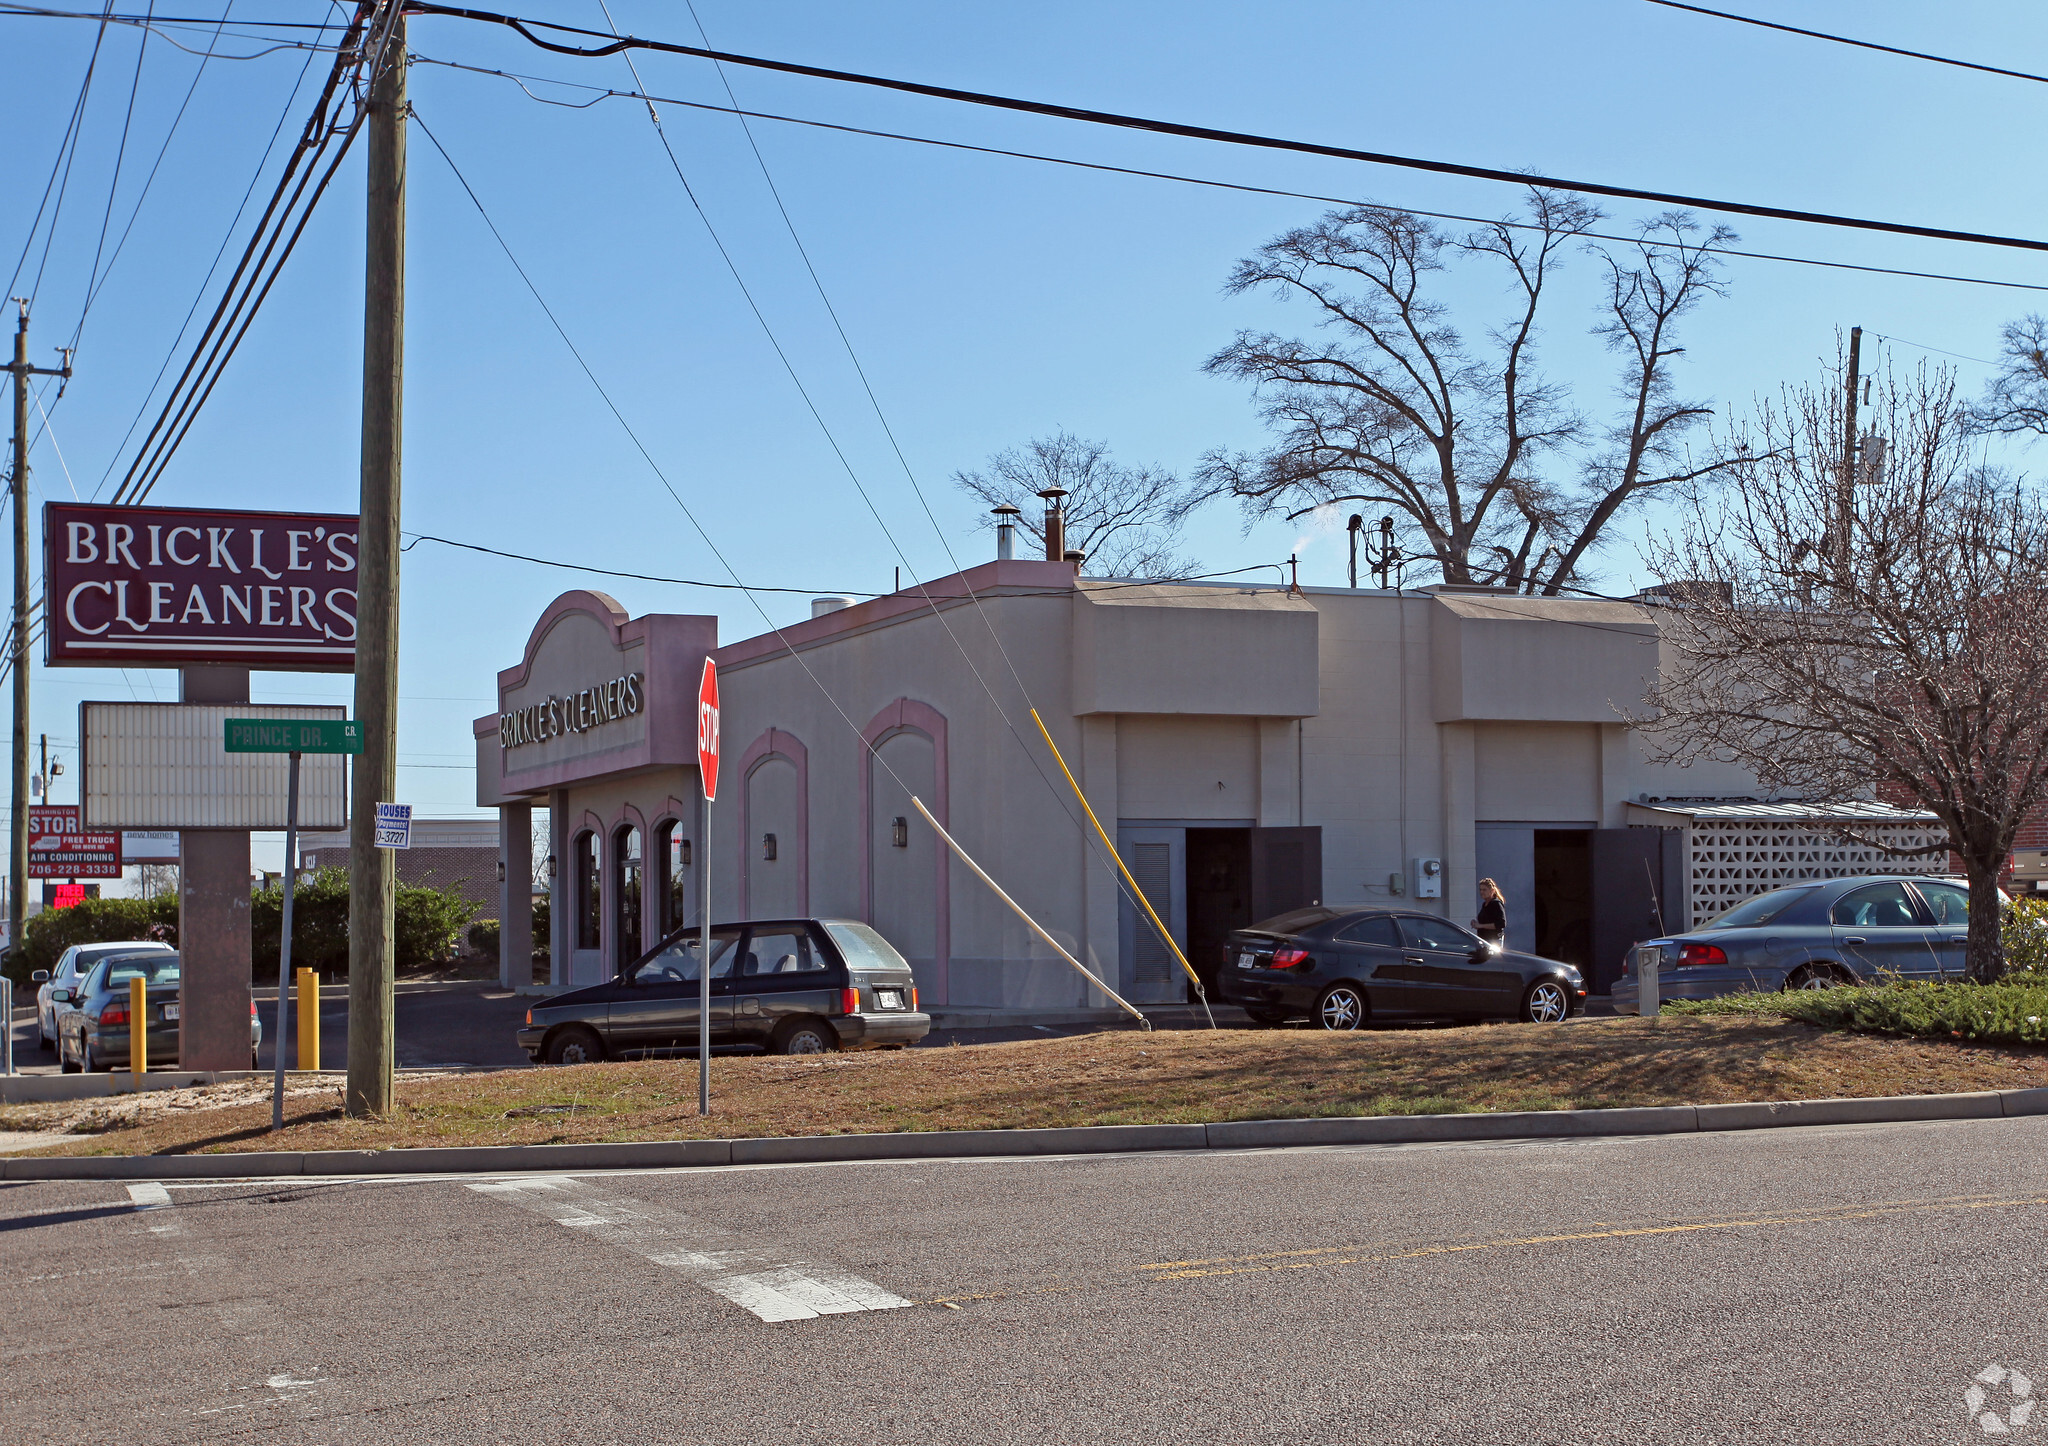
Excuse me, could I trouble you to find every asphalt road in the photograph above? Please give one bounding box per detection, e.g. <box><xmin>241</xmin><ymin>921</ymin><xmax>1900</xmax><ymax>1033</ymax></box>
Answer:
<box><xmin>3</xmin><ymin>1115</ymin><xmax>2044</xmax><ymax>1443</ymax></box>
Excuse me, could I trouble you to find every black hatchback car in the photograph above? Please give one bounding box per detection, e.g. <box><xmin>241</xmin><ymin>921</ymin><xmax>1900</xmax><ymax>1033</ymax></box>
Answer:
<box><xmin>518</xmin><ymin>917</ymin><xmax>931</xmax><ymax>1064</ymax></box>
<box><xmin>1218</xmin><ymin>906</ymin><xmax>1588</xmax><ymax>1028</ymax></box>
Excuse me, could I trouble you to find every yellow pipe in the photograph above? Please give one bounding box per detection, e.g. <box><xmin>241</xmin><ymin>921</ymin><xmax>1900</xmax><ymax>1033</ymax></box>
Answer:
<box><xmin>1029</xmin><ymin>708</ymin><xmax>1214</xmax><ymax>1017</ymax></box>
<box><xmin>297</xmin><ymin>968</ymin><xmax>320</xmax><ymax>1071</ymax></box>
<box><xmin>130</xmin><ymin>974</ymin><xmax>147</xmax><ymax>1078</ymax></box>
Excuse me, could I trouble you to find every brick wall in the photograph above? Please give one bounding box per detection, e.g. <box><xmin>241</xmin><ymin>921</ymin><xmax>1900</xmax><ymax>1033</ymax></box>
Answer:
<box><xmin>300</xmin><ymin>845</ymin><xmax>500</xmax><ymax>921</ymax></box>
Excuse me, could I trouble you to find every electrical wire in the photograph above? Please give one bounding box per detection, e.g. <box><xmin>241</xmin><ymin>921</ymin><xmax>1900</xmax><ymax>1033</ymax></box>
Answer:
<box><xmin>10</xmin><ymin>0</ymin><xmax>116</xmax><ymax>307</ymax></box>
<box><xmin>413</xmin><ymin>53</ymin><xmax>2048</xmax><ymax>297</ymax></box>
<box><xmin>87</xmin><ymin>19</ymin><xmax>329</xmax><ymax>500</ymax></box>
<box><xmin>1641</xmin><ymin>0</ymin><xmax>2048</xmax><ymax>86</ymax></box>
<box><xmin>404</xmin><ymin>2</ymin><xmax>2048</xmax><ymax>255</ymax></box>
<box><xmin>666</xmin><ymin>1</ymin><xmax>1217</xmax><ymax>1010</ymax></box>
<box><xmin>109</xmin><ymin>1</ymin><xmax>377</xmax><ymax>505</ymax></box>
<box><xmin>76</xmin><ymin>0</ymin><xmax>152</xmax><ymax>333</ymax></box>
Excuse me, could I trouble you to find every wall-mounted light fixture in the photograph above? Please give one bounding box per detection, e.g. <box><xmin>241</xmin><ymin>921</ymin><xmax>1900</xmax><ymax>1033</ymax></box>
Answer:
<box><xmin>496</xmin><ymin>859</ymin><xmax>506</xmax><ymax>884</ymax></box>
<box><xmin>545</xmin><ymin>853</ymin><xmax>557</xmax><ymax>882</ymax></box>
<box><xmin>891</xmin><ymin>816</ymin><xmax>909</xmax><ymax>848</ymax></box>
<box><xmin>762</xmin><ymin>833</ymin><xmax>778</xmax><ymax>862</ymax></box>
<box><xmin>678</xmin><ymin>839</ymin><xmax>692</xmax><ymax>868</ymax></box>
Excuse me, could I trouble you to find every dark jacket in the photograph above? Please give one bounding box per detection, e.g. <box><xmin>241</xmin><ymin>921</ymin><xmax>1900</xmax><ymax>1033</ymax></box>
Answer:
<box><xmin>1474</xmin><ymin>896</ymin><xmax>1506</xmax><ymax>941</ymax></box>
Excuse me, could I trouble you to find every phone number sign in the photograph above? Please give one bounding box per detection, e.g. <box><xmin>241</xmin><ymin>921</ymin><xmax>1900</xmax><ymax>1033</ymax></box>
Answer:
<box><xmin>28</xmin><ymin>805</ymin><xmax>121</xmax><ymax>879</ymax></box>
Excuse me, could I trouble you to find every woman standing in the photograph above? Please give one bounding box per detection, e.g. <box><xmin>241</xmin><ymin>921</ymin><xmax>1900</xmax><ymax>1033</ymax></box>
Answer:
<box><xmin>1473</xmin><ymin>878</ymin><xmax>1507</xmax><ymax>949</ymax></box>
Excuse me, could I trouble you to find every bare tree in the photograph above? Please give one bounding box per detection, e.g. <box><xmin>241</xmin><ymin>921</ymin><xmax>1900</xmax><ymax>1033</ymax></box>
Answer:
<box><xmin>1639</xmin><ymin>362</ymin><xmax>2048</xmax><ymax>981</ymax></box>
<box><xmin>954</xmin><ymin>432</ymin><xmax>1201</xmax><ymax>577</ymax></box>
<box><xmin>1975</xmin><ymin>314</ymin><xmax>2048</xmax><ymax>437</ymax></box>
<box><xmin>1198</xmin><ymin>190</ymin><xmax>1734</xmax><ymax>592</ymax></box>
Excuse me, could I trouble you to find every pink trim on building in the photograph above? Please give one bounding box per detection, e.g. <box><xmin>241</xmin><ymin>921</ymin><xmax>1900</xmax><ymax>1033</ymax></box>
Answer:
<box><xmin>860</xmin><ymin>698</ymin><xmax>949</xmax><ymax>1005</ymax></box>
<box><xmin>737</xmin><ymin>728</ymin><xmax>809</xmax><ymax>919</ymax></box>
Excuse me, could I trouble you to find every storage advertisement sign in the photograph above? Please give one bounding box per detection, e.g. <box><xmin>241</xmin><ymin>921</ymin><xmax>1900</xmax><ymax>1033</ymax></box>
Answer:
<box><xmin>28</xmin><ymin>804</ymin><xmax>121</xmax><ymax>879</ymax></box>
<box><xmin>45</xmin><ymin>502</ymin><xmax>360</xmax><ymax>670</ymax></box>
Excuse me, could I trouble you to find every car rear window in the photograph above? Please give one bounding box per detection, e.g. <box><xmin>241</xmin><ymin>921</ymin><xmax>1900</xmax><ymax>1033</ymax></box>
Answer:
<box><xmin>1246</xmin><ymin>907</ymin><xmax>1339</xmax><ymax>936</ymax></box>
<box><xmin>823</xmin><ymin>921</ymin><xmax>913</xmax><ymax>974</ymax></box>
<box><xmin>104</xmin><ymin>955</ymin><xmax>179</xmax><ymax>986</ymax></box>
<box><xmin>1703</xmin><ymin>886</ymin><xmax>1817</xmax><ymax>929</ymax></box>
<box><xmin>1335</xmin><ymin>915</ymin><xmax>1400</xmax><ymax>947</ymax></box>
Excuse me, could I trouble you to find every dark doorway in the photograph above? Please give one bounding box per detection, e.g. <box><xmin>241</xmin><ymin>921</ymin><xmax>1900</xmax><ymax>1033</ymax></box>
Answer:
<box><xmin>1185</xmin><ymin>828</ymin><xmax>1250</xmax><ymax>999</ymax></box>
<box><xmin>1533</xmin><ymin>830</ymin><xmax>1593</xmax><ymax>971</ymax></box>
<box><xmin>1589</xmin><ymin>827</ymin><xmax>1685</xmax><ymax>996</ymax></box>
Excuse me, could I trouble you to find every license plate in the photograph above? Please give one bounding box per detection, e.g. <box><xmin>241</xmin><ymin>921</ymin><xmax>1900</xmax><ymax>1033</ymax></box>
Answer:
<box><xmin>161</xmin><ymin>1003</ymin><xmax>179</xmax><ymax>1021</ymax></box>
<box><xmin>1237</xmin><ymin>952</ymin><xmax>1256</xmax><ymax>970</ymax></box>
<box><xmin>874</xmin><ymin>989</ymin><xmax>904</xmax><ymax>1011</ymax></box>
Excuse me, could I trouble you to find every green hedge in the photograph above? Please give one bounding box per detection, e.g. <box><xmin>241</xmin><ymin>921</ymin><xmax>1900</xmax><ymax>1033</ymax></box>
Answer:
<box><xmin>250</xmin><ymin>867</ymin><xmax>477</xmax><ymax>981</ymax></box>
<box><xmin>1668</xmin><ymin>979</ymin><xmax>2048</xmax><ymax>1048</ymax></box>
<box><xmin>3</xmin><ymin>895</ymin><xmax>179</xmax><ymax>985</ymax></box>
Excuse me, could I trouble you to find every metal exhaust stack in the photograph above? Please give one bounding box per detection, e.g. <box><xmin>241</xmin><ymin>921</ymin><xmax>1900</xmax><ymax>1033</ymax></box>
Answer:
<box><xmin>992</xmin><ymin>504</ymin><xmax>1020</xmax><ymax>561</ymax></box>
<box><xmin>1037</xmin><ymin>487</ymin><xmax>1067</xmax><ymax>562</ymax></box>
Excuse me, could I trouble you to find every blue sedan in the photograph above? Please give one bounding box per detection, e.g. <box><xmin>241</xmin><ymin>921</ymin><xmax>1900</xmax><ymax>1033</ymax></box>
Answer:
<box><xmin>1612</xmin><ymin>874</ymin><xmax>1977</xmax><ymax>1014</ymax></box>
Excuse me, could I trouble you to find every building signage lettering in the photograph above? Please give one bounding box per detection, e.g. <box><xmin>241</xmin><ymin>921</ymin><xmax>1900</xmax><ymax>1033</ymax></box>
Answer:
<box><xmin>499</xmin><ymin>672</ymin><xmax>644</xmax><ymax>750</ymax></box>
<box><xmin>44</xmin><ymin>502</ymin><xmax>360</xmax><ymax>670</ymax></box>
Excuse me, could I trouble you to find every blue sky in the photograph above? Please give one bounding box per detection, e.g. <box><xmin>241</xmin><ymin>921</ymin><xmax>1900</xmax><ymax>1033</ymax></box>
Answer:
<box><xmin>3</xmin><ymin>0</ymin><xmax>2046</xmax><ymax>842</ymax></box>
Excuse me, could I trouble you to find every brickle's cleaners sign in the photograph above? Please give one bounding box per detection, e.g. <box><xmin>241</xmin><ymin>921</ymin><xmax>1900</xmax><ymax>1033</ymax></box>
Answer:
<box><xmin>44</xmin><ymin>502</ymin><xmax>359</xmax><ymax>670</ymax></box>
<box><xmin>499</xmin><ymin>671</ymin><xmax>644</xmax><ymax>751</ymax></box>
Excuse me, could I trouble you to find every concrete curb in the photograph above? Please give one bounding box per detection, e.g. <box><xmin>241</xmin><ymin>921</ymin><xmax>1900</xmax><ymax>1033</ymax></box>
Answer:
<box><xmin>7</xmin><ymin>1087</ymin><xmax>2048</xmax><ymax>1182</ymax></box>
<box><xmin>0</xmin><ymin>1068</ymin><xmax>478</xmax><ymax>1104</ymax></box>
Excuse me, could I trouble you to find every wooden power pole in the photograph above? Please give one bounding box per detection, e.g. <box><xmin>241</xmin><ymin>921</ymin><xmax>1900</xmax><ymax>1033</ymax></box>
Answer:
<box><xmin>347</xmin><ymin>9</ymin><xmax>405</xmax><ymax>1118</ymax></box>
<box><xmin>1835</xmin><ymin>324</ymin><xmax>1862</xmax><ymax>581</ymax></box>
<box><xmin>6</xmin><ymin>302</ymin><xmax>69</xmax><ymax>953</ymax></box>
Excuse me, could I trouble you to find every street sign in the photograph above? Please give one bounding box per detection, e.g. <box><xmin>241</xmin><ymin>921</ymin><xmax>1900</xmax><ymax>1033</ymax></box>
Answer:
<box><xmin>223</xmin><ymin>717</ymin><xmax>364</xmax><ymax>754</ymax></box>
<box><xmin>374</xmin><ymin>802</ymin><xmax>412</xmax><ymax>849</ymax></box>
<box><xmin>697</xmin><ymin>657</ymin><xmax>720</xmax><ymax>802</ymax></box>
<box><xmin>27</xmin><ymin>805</ymin><xmax>120</xmax><ymax>879</ymax></box>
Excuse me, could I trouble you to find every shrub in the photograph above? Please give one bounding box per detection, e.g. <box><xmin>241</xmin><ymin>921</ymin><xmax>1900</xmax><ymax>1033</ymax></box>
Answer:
<box><xmin>467</xmin><ymin>919</ymin><xmax>500</xmax><ymax>956</ymax></box>
<box><xmin>1670</xmin><ymin>979</ymin><xmax>2048</xmax><ymax>1048</ymax></box>
<box><xmin>250</xmin><ymin>867</ymin><xmax>478</xmax><ymax>980</ymax></box>
<box><xmin>4</xmin><ymin>895</ymin><xmax>179</xmax><ymax>985</ymax></box>
<box><xmin>2003</xmin><ymin>895</ymin><xmax>2048</xmax><ymax>978</ymax></box>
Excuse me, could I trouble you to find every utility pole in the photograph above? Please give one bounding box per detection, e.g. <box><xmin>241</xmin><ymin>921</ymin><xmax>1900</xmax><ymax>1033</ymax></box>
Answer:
<box><xmin>1835</xmin><ymin>325</ymin><xmax>1862</xmax><ymax>582</ymax></box>
<box><xmin>347</xmin><ymin>9</ymin><xmax>405</xmax><ymax>1119</ymax></box>
<box><xmin>6</xmin><ymin>302</ymin><xmax>70</xmax><ymax>959</ymax></box>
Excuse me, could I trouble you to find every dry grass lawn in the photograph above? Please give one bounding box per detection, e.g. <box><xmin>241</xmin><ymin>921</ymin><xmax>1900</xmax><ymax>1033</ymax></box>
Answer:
<box><xmin>7</xmin><ymin>1014</ymin><xmax>2045</xmax><ymax>1159</ymax></box>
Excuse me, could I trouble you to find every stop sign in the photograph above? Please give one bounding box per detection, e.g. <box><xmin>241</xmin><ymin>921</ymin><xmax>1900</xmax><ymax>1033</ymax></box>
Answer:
<box><xmin>697</xmin><ymin>657</ymin><xmax>720</xmax><ymax>801</ymax></box>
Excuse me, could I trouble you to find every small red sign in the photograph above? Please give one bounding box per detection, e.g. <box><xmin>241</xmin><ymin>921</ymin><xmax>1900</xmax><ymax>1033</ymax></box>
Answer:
<box><xmin>28</xmin><ymin>805</ymin><xmax>121</xmax><ymax>879</ymax></box>
<box><xmin>697</xmin><ymin>657</ymin><xmax>720</xmax><ymax>802</ymax></box>
<box><xmin>48</xmin><ymin>884</ymin><xmax>87</xmax><ymax>910</ymax></box>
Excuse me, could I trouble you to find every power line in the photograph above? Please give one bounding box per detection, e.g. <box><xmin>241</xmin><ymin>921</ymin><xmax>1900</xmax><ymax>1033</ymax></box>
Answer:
<box><xmin>1641</xmin><ymin>0</ymin><xmax>2048</xmax><ymax>86</ymax></box>
<box><xmin>109</xmin><ymin>3</ymin><xmax>373</xmax><ymax>504</ymax></box>
<box><xmin>14</xmin><ymin>0</ymin><xmax>117</xmax><ymax>307</ymax></box>
<box><xmin>404</xmin><ymin>2</ymin><xmax>2048</xmax><ymax>255</ymax></box>
<box><xmin>414</xmin><ymin>53</ymin><xmax>2048</xmax><ymax>297</ymax></box>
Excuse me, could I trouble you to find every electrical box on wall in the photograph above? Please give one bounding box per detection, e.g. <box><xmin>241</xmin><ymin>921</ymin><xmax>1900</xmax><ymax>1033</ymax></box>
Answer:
<box><xmin>1411</xmin><ymin>857</ymin><xmax>1443</xmax><ymax>899</ymax></box>
<box><xmin>1387</xmin><ymin>871</ymin><xmax>1405</xmax><ymax>896</ymax></box>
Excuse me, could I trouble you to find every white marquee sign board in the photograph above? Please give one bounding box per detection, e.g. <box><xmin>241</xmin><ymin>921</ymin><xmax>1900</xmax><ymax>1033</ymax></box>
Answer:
<box><xmin>81</xmin><ymin>702</ymin><xmax>349</xmax><ymax>831</ymax></box>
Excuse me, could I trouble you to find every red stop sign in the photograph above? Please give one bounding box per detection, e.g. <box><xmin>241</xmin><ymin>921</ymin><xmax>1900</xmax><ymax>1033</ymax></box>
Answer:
<box><xmin>697</xmin><ymin>657</ymin><xmax>720</xmax><ymax>802</ymax></box>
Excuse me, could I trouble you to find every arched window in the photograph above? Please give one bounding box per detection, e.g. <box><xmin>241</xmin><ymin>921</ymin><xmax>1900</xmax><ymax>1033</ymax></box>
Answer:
<box><xmin>655</xmin><ymin>818</ymin><xmax>690</xmax><ymax>934</ymax></box>
<box><xmin>615</xmin><ymin>824</ymin><xmax>643</xmax><ymax>963</ymax></box>
<box><xmin>573</xmin><ymin>831</ymin><xmax>600</xmax><ymax>951</ymax></box>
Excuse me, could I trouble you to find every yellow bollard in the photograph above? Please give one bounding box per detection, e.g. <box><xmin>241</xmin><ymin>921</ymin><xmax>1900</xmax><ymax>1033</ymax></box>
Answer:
<box><xmin>129</xmin><ymin>974</ymin><xmax>147</xmax><ymax>1077</ymax></box>
<box><xmin>296</xmin><ymin>968</ymin><xmax>319</xmax><ymax>1071</ymax></box>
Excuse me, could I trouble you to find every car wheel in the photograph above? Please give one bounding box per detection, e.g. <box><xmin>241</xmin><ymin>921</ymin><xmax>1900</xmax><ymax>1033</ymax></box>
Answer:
<box><xmin>772</xmin><ymin>1018</ymin><xmax>838</xmax><ymax>1055</ymax></box>
<box><xmin>1315</xmin><ymin>984</ymin><xmax>1367</xmax><ymax>1032</ymax></box>
<box><xmin>1522</xmin><ymin>979</ymin><xmax>1571</xmax><ymax>1023</ymax></box>
<box><xmin>1785</xmin><ymin>965</ymin><xmax>1841</xmax><ymax>992</ymax></box>
<box><xmin>82</xmin><ymin>1039</ymin><xmax>102</xmax><ymax>1073</ymax></box>
<box><xmin>546</xmin><ymin>1026</ymin><xmax>605</xmax><ymax>1066</ymax></box>
<box><xmin>1245</xmin><ymin>1008</ymin><xmax>1290</xmax><ymax>1028</ymax></box>
<box><xmin>60</xmin><ymin>1036</ymin><xmax>80</xmax><ymax>1074</ymax></box>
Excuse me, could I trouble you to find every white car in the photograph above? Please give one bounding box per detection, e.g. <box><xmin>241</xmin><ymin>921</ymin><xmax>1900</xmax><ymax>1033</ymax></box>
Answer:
<box><xmin>33</xmin><ymin>940</ymin><xmax>175</xmax><ymax>1051</ymax></box>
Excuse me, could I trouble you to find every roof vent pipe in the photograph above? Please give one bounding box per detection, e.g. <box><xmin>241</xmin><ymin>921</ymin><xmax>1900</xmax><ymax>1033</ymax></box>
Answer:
<box><xmin>992</xmin><ymin>504</ymin><xmax>1020</xmax><ymax>561</ymax></box>
<box><xmin>811</xmin><ymin>596</ymin><xmax>851</xmax><ymax>618</ymax></box>
<box><xmin>1038</xmin><ymin>487</ymin><xmax>1068</xmax><ymax>562</ymax></box>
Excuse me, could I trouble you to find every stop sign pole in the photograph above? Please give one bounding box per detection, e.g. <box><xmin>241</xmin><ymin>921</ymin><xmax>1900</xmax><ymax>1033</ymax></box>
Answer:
<box><xmin>697</xmin><ymin>658</ymin><xmax>719</xmax><ymax>1116</ymax></box>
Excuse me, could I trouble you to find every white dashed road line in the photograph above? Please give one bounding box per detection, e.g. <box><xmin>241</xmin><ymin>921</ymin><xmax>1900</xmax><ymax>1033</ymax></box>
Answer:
<box><xmin>467</xmin><ymin>1175</ymin><xmax>913</xmax><ymax>1323</ymax></box>
<box><xmin>125</xmin><ymin>1180</ymin><xmax>183</xmax><ymax>1235</ymax></box>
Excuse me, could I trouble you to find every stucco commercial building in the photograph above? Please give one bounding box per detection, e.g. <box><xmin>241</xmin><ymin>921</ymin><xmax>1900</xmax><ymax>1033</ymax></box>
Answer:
<box><xmin>477</xmin><ymin>565</ymin><xmax>1789</xmax><ymax>1011</ymax></box>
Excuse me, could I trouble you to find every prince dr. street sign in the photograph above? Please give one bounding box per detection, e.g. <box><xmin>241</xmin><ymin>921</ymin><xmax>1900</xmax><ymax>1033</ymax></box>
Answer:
<box><xmin>698</xmin><ymin>657</ymin><xmax>720</xmax><ymax>801</ymax></box>
<box><xmin>223</xmin><ymin>717</ymin><xmax>364</xmax><ymax>754</ymax></box>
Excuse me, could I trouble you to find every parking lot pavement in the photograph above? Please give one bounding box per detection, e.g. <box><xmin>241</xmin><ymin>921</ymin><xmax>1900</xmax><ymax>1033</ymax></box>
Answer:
<box><xmin>4</xmin><ymin>1114</ymin><xmax>2044</xmax><ymax>1443</ymax></box>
